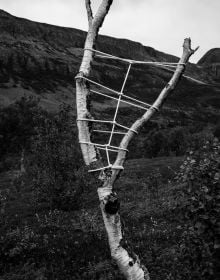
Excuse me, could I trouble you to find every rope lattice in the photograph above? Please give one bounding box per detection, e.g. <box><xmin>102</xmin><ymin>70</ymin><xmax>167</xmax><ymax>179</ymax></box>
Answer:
<box><xmin>78</xmin><ymin>48</ymin><xmax>185</xmax><ymax>172</ymax></box>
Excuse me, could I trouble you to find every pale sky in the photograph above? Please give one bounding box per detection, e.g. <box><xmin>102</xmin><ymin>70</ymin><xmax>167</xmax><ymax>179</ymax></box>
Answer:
<box><xmin>0</xmin><ymin>0</ymin><xmax>219</xmax><ymax>63</ymax></box>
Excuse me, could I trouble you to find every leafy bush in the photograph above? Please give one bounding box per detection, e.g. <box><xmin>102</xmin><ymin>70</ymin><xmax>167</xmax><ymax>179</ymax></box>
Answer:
<box><xmin>0</xmin><ymin>208</ymin><xmax>122</xmax><ymax>280</ymax></box>
<box><xmin>0</xmin><ymin>96</ymin><xmax>42</xmax><ymax>161</ymax></box>
<box><xmin>172</xmin><ymin>138</ymin><xmax>220</xmax><ymax>280</ymax></box>
<box><xmin>143</xmin><ymin>126</ymin><xmax>213</xmax><ymax>158</ymax></box>
<box><xmin>214</xmin><ymin>123</ymin><xmax>220</xmax><ymax>140</ymax></box>
<box><xmin>26</xmin><ymin>105</ymin><xmax>85</xmax><ymax>210</ymax></box>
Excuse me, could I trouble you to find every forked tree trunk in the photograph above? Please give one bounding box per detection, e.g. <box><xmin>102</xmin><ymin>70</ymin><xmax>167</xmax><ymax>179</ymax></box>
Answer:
<box><xmin>76</xmin><ymin>1</ymin><xmax>198</xmax><ymax>279</ymax></box>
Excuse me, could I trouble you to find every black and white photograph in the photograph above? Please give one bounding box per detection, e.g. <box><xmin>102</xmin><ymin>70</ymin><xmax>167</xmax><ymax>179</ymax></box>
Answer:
<box><xmin>0</xmin><ymin>1</ymin><xmax>219</xmax><ymax>279</ymax></box>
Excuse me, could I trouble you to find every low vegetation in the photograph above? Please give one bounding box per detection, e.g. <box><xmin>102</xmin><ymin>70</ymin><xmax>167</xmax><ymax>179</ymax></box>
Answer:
<box><xmin>0</xmin><ymin>97</ymin><xmax>219</xmax><ymax>279</ymax></box>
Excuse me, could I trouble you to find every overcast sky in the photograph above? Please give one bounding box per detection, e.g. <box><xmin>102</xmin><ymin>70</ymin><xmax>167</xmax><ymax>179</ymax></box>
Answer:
<box><xmin>1</xmin><ymin>0</ymin><xmax>219</xmax><ymax>63</ymax></box>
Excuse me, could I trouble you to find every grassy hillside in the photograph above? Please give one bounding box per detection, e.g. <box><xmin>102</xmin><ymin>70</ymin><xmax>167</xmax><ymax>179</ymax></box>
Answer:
<box><xmin>0</xmin><ymin>9</ymin><xmax>219</xmax><ymax>280</ymax></box>
<box><xmin>0</xmin><ymin>100</ymin><xmax>219</xmax><ymax>279</ymax></box>
<box><xmin>0</xmin><ymin>9</ymin><xmax>219</xmax><ymax>115</ymax></box>
<box><xmin>0</xmin><ymin>156</ymin><xmax>183</xmax><ymax>280</ymax></box>
<box><xmin>1</xmin><ymin>144</ymin><xmax>219</xmax><ymax>280</ymax></box>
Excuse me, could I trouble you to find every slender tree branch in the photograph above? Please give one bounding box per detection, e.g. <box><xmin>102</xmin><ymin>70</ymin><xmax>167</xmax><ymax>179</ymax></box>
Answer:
<box><xmin>85</xmin><ymin>0</ymin><xmax>93</xmax><ymax>25</ymax></box>
<box><xmin>93</xmin><ymin>0</ymin><xmax>113</xmax><ymax>31</ymax></box>
<box><xmin>76</xmin><ymin>0</ymin><xmax>113</xmax><ymax>168</ymax></box>
<box><xmin>111</xmin><ymin>38</ymin><xmax>199</xmax><ymax>184</ymax></box>
<box><xmin>80</xmin><ymin>0</ymin><xmax>113</xmax><ymax>76</ymax></box>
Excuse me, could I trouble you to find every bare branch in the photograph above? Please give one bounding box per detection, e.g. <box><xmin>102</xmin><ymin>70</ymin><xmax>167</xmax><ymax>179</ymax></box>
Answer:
<box><xmin>85</xmin><ymin>0</ymin><xmax>93</xmax><ymax>25</ymax></box>
<box><xmin>76</xmin><ymin>0</ymin><xmax>113</xmax><ymax>169</ymax></box>
<box><xmin>80</xmin><ymin>0</ymin><xmax>113</xmax><ymax>75</ymax></box>
<box><xmin>111</xmin><ymin>38</ymin><xmax>198</xmax><ymax>183</ymax></box>
<box><xmin>93</xmin><ymin>0</ymin><xmax>113</xmax><ymax>31</ymax></box>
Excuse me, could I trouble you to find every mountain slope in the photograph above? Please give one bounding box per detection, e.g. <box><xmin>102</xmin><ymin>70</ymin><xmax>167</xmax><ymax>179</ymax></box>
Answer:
<box><xmin>198</xmin><ymin>48</ymin><xmax>220</xmax><ymax>65</ymax></box>
<box><xmin>197</xmin><ymin>48</ymin><xmax>220</xmax><ymax>82</ymax></box>
<box><xmin>0</xmin><ymin>9</ymin><xmax>219</xmax><ymax>116</ymax></box>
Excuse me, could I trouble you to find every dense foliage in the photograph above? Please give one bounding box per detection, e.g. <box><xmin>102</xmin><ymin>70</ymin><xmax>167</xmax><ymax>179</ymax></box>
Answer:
<box><xmin>0</xmin><ymin>98</ymin><xmax>219</xmax><ymax>279</ymax></box>
<box><xmin>0</xmin><ymin>97</ymin><xmax>42</xmax><ymax>168</ymax></box>
<box><xmin>26</xmin><ymin>105</ymin><xmax>85</xmax><ymax>210</ymax></box>
<box><xmin>172</xmin><ymin>139</ymin><xmax>220</xmax><ymax>280</ymax></box>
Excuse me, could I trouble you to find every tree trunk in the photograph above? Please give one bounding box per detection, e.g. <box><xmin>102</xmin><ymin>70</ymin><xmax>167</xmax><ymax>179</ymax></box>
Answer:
<box><xmin>76</xmin><ymin>1</ymin><xmax>198</xmax><ymax>279</ymax></box>
<box><xmin>97</xmin><ymin>178</ymin><xmax>150</xmax><ymax>279</ymax></box>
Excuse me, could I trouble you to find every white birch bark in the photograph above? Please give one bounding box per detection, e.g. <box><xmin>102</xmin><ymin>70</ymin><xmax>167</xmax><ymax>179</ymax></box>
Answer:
<box><xmin>112</xmin><ymin>39</ymin><xmax>199</xmax><ymax>182</ymax></box>
<box><xmin>76</xmin><ymin>0</ymin><xmax>113</xmax><ymax>168</ymax></box>
<box><xmin>76</xmin><ymin>1</ymin><xmax>198</xmax><ymax>279</ymax></box>
<box><xmin>97</xmin><ymin>181</ymin><xmax>150</xmax><ymax>280</ymax></box>
<box><xmin>96</xmin><ymin>39</ymin><xmax>198</xmax><ymax>280</ymax></box>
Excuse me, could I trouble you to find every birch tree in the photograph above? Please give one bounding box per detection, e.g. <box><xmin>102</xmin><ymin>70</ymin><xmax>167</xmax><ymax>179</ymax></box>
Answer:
<box><xmin>75</xmin><ymin>1</ymin><xmax>198</xmax><ymax>279</ymax></box>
